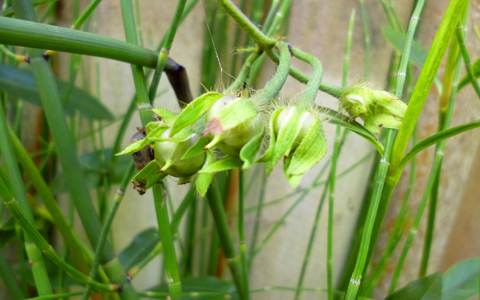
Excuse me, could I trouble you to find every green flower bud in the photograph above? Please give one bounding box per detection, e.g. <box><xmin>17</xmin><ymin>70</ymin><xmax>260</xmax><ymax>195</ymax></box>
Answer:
<box><xmin>273</xmin><ymin>107</ymin><xmax>317</xmax><ymax>153</ymax></box>
<box><xmin>154</xmin><ymin>129</ymin><xmax>206</xmax><ymax>179</ymax></box>
<box><xmin>263</xmin><ymin>106</ymin><xmax>327</xmax><ymax>189</ymax></box>
<box><xmin>339</xmin><ymin>85</ymin><xmax>407</xmax><ymax>134</ymax></box>
<box><xmin>339</xmin><ymin>86</ymin><xmax>375</xmax><ymax>118</ymax></box>
<box><xmin>203</xmin><ymin>96</ymin><xmax>264</xmax><ymax>156</ymax></box>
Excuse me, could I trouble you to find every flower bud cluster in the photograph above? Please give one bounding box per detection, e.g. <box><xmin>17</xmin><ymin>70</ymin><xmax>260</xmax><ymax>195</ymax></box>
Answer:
<box><xmin>118</xmin><ymin>83</ymin><xmax>406</xmax><ymax>194</ymax></box>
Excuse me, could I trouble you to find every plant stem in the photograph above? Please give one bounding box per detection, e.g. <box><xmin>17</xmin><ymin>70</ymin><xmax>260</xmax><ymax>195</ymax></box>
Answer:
<box><xmin>289</xmin><ymin>46</ymin><xmax>323</xmax><ymax>107</ymax></box>
<box><xmin>266</xmin><ymin>49</ymin><xmax>346</xmax><ymax>98</ymax></box>
<box><xmin>229</xmin><ymin>0</ymin><xmax>247</xmax><ymax>76</ymax></box>
<box><xmin>266</xmin><ymin>0</ymin><xmax>292</xmax><ymax>36</ymax></box>
<box><xmin>128</xmin><ymin>242</ymin><xmax>163</xmax><ymax>278</ymax></box>
<box><xmin>359</xmin><ymin>0</ymin><xmax>370</xmax><ymax>78</ymax></box>
<box><xmin>359</xmin><ymin>129</ymin><xmax>417</xmax><ymax>297</ymax></box>
<box><xmin>455</xmin><ymin>20</ymin><xmax>480</xmax><ymax>100</ymax></box>
<box><xmin>182</xmin><ymin>189</ymin><xmax>196</xmax><ymax>277</ymax></box>
<box><xmin>379</xmin><ymin>0</ymin><xmax>398</xmax><ymax>31</ymax></box>
<box><xmin>388</xmin><ymin>0</ymin><xmax>403</xmax><ymax>32</ymax></box>
<box><xmin>199</xmin><ymin>0</ymin><xmax>218</xmax><ymax>92</ymax></box>
<box><xmin>72</xmin><ymin>0</ymin><xmax>101</xmax><ymax>30</ymax></box>
<box><xmin>251</xmin><ymin>42</ymin><xmax>290</xmax><ymax>104</ymax></box>
<box><xmin>198</xmin><ymin>199</ymin><xmax>209</xmax><ymax>275</ymax></box>
<box><xmin>81</xmin><ymin>163</ymin><xmax>136</xmax><ymax>300</ymax></box>
<box><xmin>153</xmin><ymin>184</ymin><xmax>182</xmax><ymax>300</ymax></box>
<box><xmin>227</xmin><ymin>50</ymin><xmax>261</xmax><ymax>93</ymax></box>
<box><xmin>216</xmin><ymin>0</ymin><xmax>276</xmax><ymax>49</ymax></box>
<box><xmin>262</xmin><ymin>0</ymin><xmax>280</xmax><ymax>32</ymax></box>
<box><xmin>119</xmin><ymin>0</ymin><xmax>152</xmax><ymax>125</ymax></box>
<box><xmin>344</xmin><ymin>130</ymin><xmax>395</xmax><ymax>300</ymax></box>
<box><xmin>327</xmin><ymin>10</ymin><xmax>355</xmax><ymax>300</ymax></box>
<box><xmin>148</xmin><ymin>0</ymin><xmax>187</xmax><ymax>103</ymax></box>
<box><xmin>246</xmin><ymin>0</ymin><xmax>293</xmax><ymax>87</ymax></box>
<box><xmin>238</xmin><ymin>169</ymin><xmax>250</xmax><ymax>299</ymax></box>
<box><xmin>247</xmin><ymin>167</ymin><xmax>267</xmax><ymax>268</ymax></box>
<box><xmin>243</xmin><ymin>0</ymin><xmax>265</xmax><ymax>52</ymax></box>
<box><xmin>206</xmin><ymin>184</ymin><xmax>247</xmax><ymax>300</ymax></box>
<box><xmin>0</xmin><ymin>17</ymin><xmax>179</xmax><ymax>69</ymax></box>
<box><xmin>134</xmin><ymin>0</ymin><xmax>143</xmax><ymax>46</ymax></box>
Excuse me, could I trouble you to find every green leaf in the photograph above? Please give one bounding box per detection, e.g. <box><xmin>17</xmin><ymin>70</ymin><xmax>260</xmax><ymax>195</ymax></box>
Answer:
<box><xmin>287</xmin><ymin>121</ymin><xmax>327</xmax><ymax>175</ymax></box>
<box><xmin>458</xmin><ymin>56</ymin><xmax>480</xmax><ymax>91</ymax></box>
<box><xmin>149</xmin><ymin>127</ymin><xmax>196</xmax><ymax>143</ymax></box>
<box><xmin>381</xmin><ymin>26</ymin><xmax>442</xmax><ymax>92</ymax></box>
<box><xmin>116</xmin><ymin>126</ymin><xmax>168</xmax><ymax>156</ymax></box>
<box><xmin>118</xmin><ymin>227</ymin><xmax>160</xmax><ymax>270</ymax></box>
<box><xmin>400</xmin><ymin>120</ymin><xmax>480</xmax><ymax>170</ymax></box>
<box><xmin>198</xmin><ymin>157</ymin><xmax>243</xmax><ymax>173</ymax></box>
<box><xmin>240</xmin><ymin>128</ymin><xmax>264</xmax><ymax>170</ymax></box>
<box><xmin>116</xmin><ymin>138</ymin><xmax>151</xmax><ymax>156</ymax></box>
<box><xmin>171</xmin><ymin>92</ymin><xmax>223</xmax><ymax>136</ymax></box>
<box><xmin>132</xmin><ymin>159</ymin><xmax>168</xmax><ymax>191</ymax></box>
<box><xmin>0</xmin><ymin>65</ymin><xmax>114</xmax><ymax>120</ymax></box>
<box><xmin>182</xmin><ymin>136</ymin><xmax>209</xmax><ymax>160</ymax></box>
<box><xmin>442</xmin><ymin>257</ymin><xmax>479</xmax><ymax>300</ymax></box>
<box><xmin>386</xmin><ymin>272</ymin><xmax>442</xmax><ymax>300</ymax></box>
<box><xmin>146</xmin><ymin>126</ymin><xmax>170</xmax><ymax>139</ymax></box>
<box><xmin>196</xmin><ymin>151</ymin><xmax>215</xmax><ymax>197</ymax></box>
<box><xmin>151</xmin><ymin>107</ymin><xmax>178</xmax><ymax>125</ymax></box>
<box><xmin>317</xmin><ymin>107</ymin><xmax>384</xmax><ymax>155</ymax></box>
<box><xmin>146</xmin><ymin>121</ymin><xmax>163</xmax><ymax>135</ymax></box>
<box><xmin>257</xmin><ymin>108</ymin><xmax>283</xmax><ymax>163</ymax></box>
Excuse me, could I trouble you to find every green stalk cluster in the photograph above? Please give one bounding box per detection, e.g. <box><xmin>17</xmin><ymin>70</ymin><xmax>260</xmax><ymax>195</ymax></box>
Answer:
<box><xmin>3</xmin><ymin>1</ymin><xmax>476</xmax><ymax>299</ymax></box>
<box><xmin>0</xmin><ymin>72</ymin><xmax>52</xmax><ymax>296</ymax></box>
<box><xmin>0</xmin><ymin>176</ymin><xmax>117</xmax><ymax>292</ymax></box>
